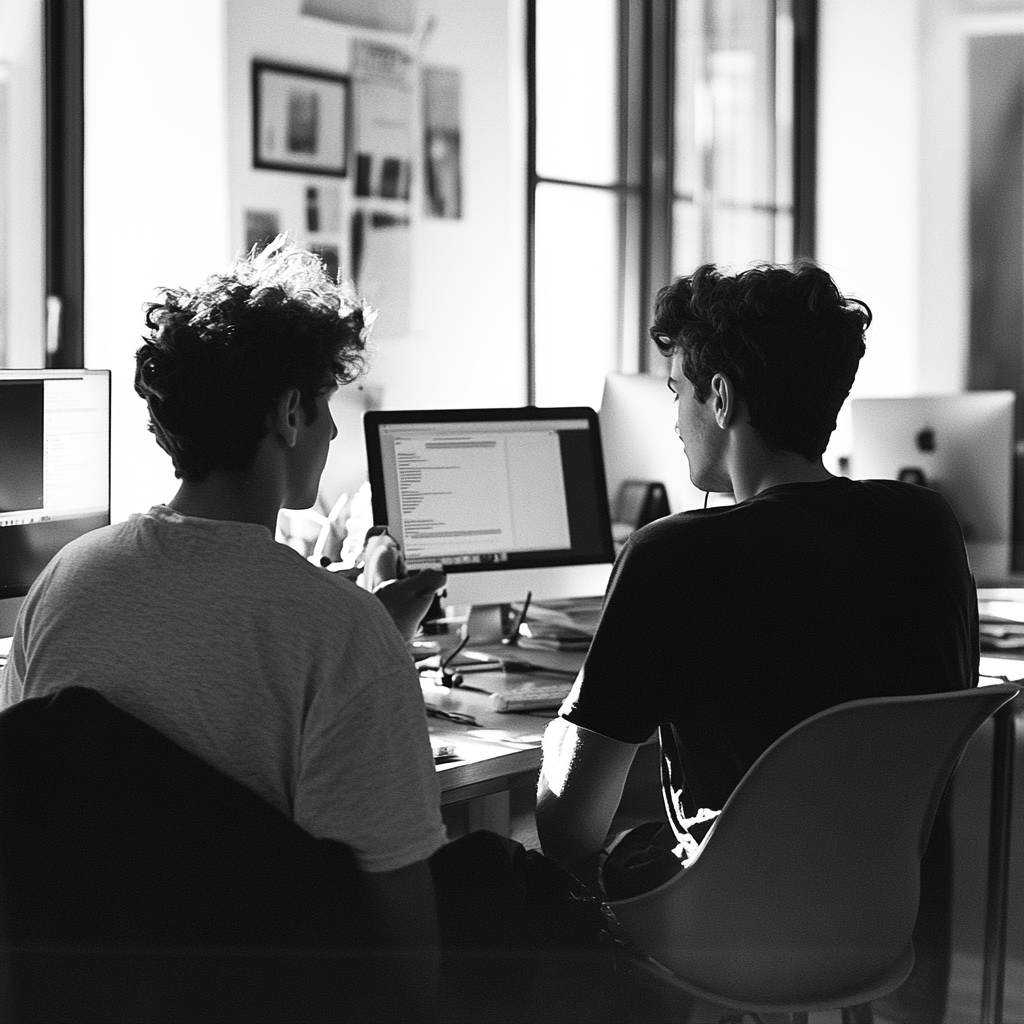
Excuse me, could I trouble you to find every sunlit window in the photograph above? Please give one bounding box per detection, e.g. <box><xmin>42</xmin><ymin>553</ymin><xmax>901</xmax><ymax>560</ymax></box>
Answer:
<box><xmin>673</xmin><ymin>0</ymin><xmax>795</xmax><ymax>273</ymax></box>
<box><xmin>532</xmin><ymin>0</ymin><xmax>620</xmax><ymax>409</ymax></box>
<box><xmin>529</xmin><ymin>0</ymin><xmax>813</xmax><ymax>404</ymax></box>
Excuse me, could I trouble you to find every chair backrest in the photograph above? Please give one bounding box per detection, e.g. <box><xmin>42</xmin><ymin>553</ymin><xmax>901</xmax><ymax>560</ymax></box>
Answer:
<box><xmin>0</xmin><ymin>686</ymin><xmax>378</xmax><ymax>1022</ymax></box>
<box><xmin>607</xmin><ymin>684</ymin><xmax>1018</xmax><ymax>1010</ymax></box>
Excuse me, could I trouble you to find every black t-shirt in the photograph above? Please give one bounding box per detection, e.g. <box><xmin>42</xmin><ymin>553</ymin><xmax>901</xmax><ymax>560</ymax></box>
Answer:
<box><xmin>560</xmin><ymin>477</ymin><xmax>980</xmax><ymax>820</ymax></box>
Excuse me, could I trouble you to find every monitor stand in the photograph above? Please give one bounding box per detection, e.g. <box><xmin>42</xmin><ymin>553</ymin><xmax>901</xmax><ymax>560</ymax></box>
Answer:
<box><xmin>465</xmin><ymin>603</ymin><xmax>514</xmax><ymax>644</ymax></box>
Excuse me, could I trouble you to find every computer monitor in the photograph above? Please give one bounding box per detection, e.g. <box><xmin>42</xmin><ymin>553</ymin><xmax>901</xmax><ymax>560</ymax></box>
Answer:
<box><xmin>599</xmin><ymin>372</ymin><xmax>706</xmax><ymax>520</ymax></box>
<box><xmin>850</xmin><ymin>391</ymin><xmax>1015</xmax><ymax>580</ymax></box>
<box><xmin>363</xmin><ymin>406</ymin><xmax>615</xmax><ymax>606</ymax></box>
<box><xmin>0</xmin><ymin>369</ymin><xmax>111</xmax><ymax>630</ymax></box>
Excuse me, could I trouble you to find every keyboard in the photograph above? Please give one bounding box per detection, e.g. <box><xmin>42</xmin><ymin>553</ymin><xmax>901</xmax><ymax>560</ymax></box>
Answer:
<box><xmin>491</xmin><ymin>682</ymin><xmax>572</xmax><ymax>712</ymax></box>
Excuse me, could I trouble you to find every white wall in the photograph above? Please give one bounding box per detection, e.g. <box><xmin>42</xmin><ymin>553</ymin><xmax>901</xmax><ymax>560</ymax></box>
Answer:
<box><xmin>84</xmin><ymin>0</ymin><xmax>231</xmax><ymax>521</ymax></box>
<box><xmin>85</xmin><ymin>0</ymin><xmax>524</xmax><ymax>519</ymax></box>
<box><xmin>224</xmin><ymin>0</ymin><xmax>526</xmax><ymax>412</ymax></box>
<box><xmin>818</xmin><ymin>0</ymin><xmax>981</xmax><ymax>465</ymax></box>
<box><xmin>817</xmin><ymin>0</ymin><xmax>922</xmax><ymax>403</ymax></box>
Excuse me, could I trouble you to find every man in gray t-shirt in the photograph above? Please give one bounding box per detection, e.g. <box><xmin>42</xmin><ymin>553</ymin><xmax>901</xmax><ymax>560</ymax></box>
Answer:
<box><xmin>1</xmin><ymin>238</ymin><xmax>448</xmax><ymax>998</ymax></box>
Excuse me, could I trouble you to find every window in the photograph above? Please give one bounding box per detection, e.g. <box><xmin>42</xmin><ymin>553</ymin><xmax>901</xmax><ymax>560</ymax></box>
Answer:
<box><xmin>528</xmin><ymin>0</ymin><xmax>816</xmax><ymax>406</ymax></box>
<box><xmin>0</xmin><ymin>0</ymin><xmax>83</xmax><ymax>370</ymax></box>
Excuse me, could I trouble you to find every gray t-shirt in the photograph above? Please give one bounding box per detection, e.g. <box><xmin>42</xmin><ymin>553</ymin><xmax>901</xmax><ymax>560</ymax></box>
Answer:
<box><xmin>0</xmin><ymin>505</ymin><xmax>447</xmax><ymax>874</ymax></box>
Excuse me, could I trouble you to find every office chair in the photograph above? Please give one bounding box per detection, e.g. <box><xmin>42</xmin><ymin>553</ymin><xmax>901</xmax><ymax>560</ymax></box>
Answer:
<box><xmin>604</xmin><ymin>685</ymin><xmax>1019</xmax><ymax>1024</ymax></box>
<box><xmin>0</xmin><ymin>685</ymin><xmax>386</xmax><ymax>1023</ymax></box>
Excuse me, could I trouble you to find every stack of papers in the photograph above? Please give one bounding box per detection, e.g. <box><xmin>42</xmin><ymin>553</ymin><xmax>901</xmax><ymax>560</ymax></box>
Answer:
<box><xmin>514</xmin><ymin>598</ymin><xmax>598</xmax><ymax>652</ymax></box>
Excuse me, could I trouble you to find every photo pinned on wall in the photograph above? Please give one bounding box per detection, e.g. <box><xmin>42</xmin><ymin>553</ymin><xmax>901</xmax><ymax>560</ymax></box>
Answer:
<box><xmin>305</xmin><ymin>183</ymin><xmax>342</xmax><ymax>234</ymax></box>
<box><xmin>244</xmin><ymin>210</ymin><xmax>281</xmax><ymax>254</ymax></box>
<box><xmin>252</xmin><ymin>61</ymin><xmax>350</xmax><ymax>176</ymax></box>
<box><xmin>422</xmin><ymin>66</ymin><xmax>462</xmax><ymax>219</ymax></box>
<box><xmin>351</xmin><ymin>41</ymin><xmax>413</xmax><ymax>200</ymax></box>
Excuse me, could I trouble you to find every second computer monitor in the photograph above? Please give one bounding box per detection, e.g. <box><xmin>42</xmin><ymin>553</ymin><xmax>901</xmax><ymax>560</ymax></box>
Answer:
<box><xmin>850</xmin><ymin>391</ymin><xmax>1015</xmax><ymax>580</ymax></box>
<box><xmin>0</xmin><ymin>368</ymin><xmax>111</xmax><ymax>633</ymax></box>
<box><xmin>599</xmin><ymin>372</ymin><xmax>707</xmax><ymax>520</ymax></box>
<box><xmin>364</xmin><ymin>406</ymin><xmax>615</xmax><ymax>606</ymax></box>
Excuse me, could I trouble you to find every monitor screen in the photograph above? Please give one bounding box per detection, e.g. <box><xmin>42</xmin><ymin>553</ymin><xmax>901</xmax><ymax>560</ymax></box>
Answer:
<box><xmin>0</xmin><ymin>369</ymin><xmax>111</xmax><ymax>603</ymax></box>
<box><xmin>850</xmin><ymin>391</ymin><xmax>1015</xmax><ymax>580</ymax></box>
<box><xmin>363</xmin><ymin>406</ymin><xmax>615</xmax><ymax>605</ymax></box>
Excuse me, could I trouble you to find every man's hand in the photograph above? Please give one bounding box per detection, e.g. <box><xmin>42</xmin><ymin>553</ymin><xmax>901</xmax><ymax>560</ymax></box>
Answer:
<box><xmin>360</xmin><ymin>532</ymin><xmax>446</xmax><ymax>642</ymax></box>
<box><xmin>373</xmin><ymin>569</ymin><xmax>447</xmax><ymax>642</ymax></box>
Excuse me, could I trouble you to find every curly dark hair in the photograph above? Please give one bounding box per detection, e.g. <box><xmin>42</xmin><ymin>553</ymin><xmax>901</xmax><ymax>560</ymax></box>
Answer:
<box><xmin>134</xmin><ymin>237</ymin><xmax>375</xmax><ymax>482</ymax></box>
<box><xmin>650</xmin><ymin>262</ymin><xmax>872</xmax><ymax>460</ymax></box>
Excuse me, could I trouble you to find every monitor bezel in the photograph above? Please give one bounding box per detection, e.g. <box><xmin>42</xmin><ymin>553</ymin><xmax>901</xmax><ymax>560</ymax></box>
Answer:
<box><xmin>363</xmin><ymin>405</ymin><xmax>615</xmax><ymax>576</ymax></box>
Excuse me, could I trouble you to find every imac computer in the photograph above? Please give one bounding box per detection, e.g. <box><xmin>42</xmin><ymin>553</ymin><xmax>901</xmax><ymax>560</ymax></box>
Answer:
<box><xmin>599</xmin><ymin>372</ymin><xmax>706</xmax><ymax>520</ymax></box>
<box><xmin>0</xmin><ymin>369</ymin><xmax>111</xmax><ymax>634</ymax></box>
<box><xmin>850</xmin><ymin>392</ymin><xmax>1015</xmax><ymax>580</ymax></box>
<box><xmin>598</xmin><ymin>373</ymin><xmax>733</xmax><ymax>540</ymax></box>
<box><xmin>363</xmin><ymin>406</ymin><xmax>615</xmax><ymax>608</ymax></box>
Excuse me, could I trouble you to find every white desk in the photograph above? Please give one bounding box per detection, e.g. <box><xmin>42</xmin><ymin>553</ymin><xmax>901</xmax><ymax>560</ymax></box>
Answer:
<box><xmin>423</xmin><ymin>642</ymin><xmax>584</xmax><ymax>834</ymax></box>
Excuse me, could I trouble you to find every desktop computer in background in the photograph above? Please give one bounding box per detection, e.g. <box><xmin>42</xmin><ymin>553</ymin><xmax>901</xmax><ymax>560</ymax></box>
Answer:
<box><xmin>849</xmin><ymin>392</ymin><xmax>1015</xmax><ymax>582</ymax></box>
<box><xmin>598</xmin><ymin>373</ymin><xmax>732</xmax><ymax>543</ymax></box>
<box><xmin>0</xmin><ymin>369</ymin><xmax>111</xmax><ymax>636</ymax></box>
<box><xmin>363</xmin><ymin>406</ymin><xmax>615</xmax><ymax>627</ymax></box>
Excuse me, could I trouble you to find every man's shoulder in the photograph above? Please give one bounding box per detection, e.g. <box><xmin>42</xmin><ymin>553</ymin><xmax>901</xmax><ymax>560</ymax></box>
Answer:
<box><xmin>626</xmin><ymin>504</ymin><xmax>742</xmax><ymax>548</ymax></box>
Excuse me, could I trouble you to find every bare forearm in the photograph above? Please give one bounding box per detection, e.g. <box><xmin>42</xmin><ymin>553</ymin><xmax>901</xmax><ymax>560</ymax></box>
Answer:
<box><xmin>536</xmin><ymin>718</ymin><xmax>637</xmax><ymax>871</ymax></box>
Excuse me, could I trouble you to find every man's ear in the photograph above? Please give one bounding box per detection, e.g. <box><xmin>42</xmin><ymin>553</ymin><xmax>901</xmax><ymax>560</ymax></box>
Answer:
<box><xmin>270</xmin><ymin>387</ymin><xmax>303</xmax><ymax>448</ymax></box>
<box><xmin>710</xmin><ymin>373</ymin><xmax>736</xmax><ymax>428</ymax></box>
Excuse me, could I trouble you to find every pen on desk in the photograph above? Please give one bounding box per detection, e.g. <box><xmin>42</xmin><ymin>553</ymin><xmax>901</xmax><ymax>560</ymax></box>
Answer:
<box><xmin>502</xmin><ymin>590</ymin><xmax>532</xmax><ymax>646</ymax></box>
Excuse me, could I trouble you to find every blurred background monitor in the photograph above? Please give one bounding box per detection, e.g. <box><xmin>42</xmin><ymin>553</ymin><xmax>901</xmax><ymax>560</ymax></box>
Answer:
<box><xmin>599</xmin><ymin>373</ymin><xmax>729</xmax><ymax>542</ymax></box>
<box><xmin>1</xmin><ymin>369</ymin><xmax>111</xmax><ymax>636</ymax></box>
<box><xmin>850</xmin><ymin>392</ymin><xmax>1015</xmax><ymax>581</ymax></box>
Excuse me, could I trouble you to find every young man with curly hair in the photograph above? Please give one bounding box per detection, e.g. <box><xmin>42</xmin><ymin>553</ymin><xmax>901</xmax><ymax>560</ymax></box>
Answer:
<box><xmin>537</xmin><ymin>262</ymin><xmax>979</xmax><ymax>1022</ymax></box>
<box><xmin>1</xmin><ymin>239</ymin><xmax>448</xmax><ymax>991</ymax></box>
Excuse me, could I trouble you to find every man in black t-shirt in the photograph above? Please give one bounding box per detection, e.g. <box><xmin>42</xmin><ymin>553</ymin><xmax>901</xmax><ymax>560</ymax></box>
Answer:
<box><xmin>536</xmin><ymin>262</ymin><xmax>979</xmax><ymax>1023</ymax></box>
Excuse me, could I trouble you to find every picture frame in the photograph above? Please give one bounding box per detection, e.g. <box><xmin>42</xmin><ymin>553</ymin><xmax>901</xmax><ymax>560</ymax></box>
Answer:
<box><xmin>252</xmin><ymin>60</ymin><xmax>350</xmax><ymax>176</ymax></box>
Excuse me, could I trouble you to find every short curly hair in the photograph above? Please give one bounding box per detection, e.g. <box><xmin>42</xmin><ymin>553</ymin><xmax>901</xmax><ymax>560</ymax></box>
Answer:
<box><xmin>135</xmin><ymin>237</ymin><xmax>375</xmax><ymax>482</ymax></box>
<box><xmin>651</xmin><ymin>262</ymin><xmax>871</xmax><ymax>460</ymax></box>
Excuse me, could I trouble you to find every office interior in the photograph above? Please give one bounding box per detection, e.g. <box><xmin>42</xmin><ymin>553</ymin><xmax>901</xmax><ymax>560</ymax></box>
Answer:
<box><xmin>1</xmin><ymin>0</ymin><xmax>1023</xmax><ymax>1021</ymax></box>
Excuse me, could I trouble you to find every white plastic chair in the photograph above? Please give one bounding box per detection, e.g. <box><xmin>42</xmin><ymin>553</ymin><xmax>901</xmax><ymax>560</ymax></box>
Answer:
<box><xmin>606</xmin><ymin>685</ymin><xmax>1019</xmax><ymax>1023</ymax></box>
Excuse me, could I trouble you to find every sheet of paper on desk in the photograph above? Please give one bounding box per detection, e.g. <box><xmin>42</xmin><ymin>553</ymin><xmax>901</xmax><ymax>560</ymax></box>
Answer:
<box><xmin>979</xmin><ymin>601</ymin><xmax>1024</xmax><ymax>624</ymax></box>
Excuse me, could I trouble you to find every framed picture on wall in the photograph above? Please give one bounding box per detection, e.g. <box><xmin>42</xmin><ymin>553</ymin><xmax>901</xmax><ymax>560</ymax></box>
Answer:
<box><xmin>252</xmin><ymin>61</ymin><xmax>350</xmax><ymax>176</ymax></box>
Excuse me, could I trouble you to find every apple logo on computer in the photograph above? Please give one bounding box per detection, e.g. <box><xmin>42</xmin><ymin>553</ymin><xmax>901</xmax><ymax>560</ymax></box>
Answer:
<box><xmin>916</xmin><ymin>426</ymin><xmax>936</xmax><ymax>453</ymax></box>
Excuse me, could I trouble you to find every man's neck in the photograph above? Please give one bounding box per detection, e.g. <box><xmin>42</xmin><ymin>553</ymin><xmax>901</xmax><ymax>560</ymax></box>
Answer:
<box><xmin>729</xmin><ymin>445</ymin><xmax>833</xmax><ymax>504</ymax></box>
<box><xmin>167</xmin><ymin>473</ymin><xmax>282</xmax><ymax>533</ymax></box>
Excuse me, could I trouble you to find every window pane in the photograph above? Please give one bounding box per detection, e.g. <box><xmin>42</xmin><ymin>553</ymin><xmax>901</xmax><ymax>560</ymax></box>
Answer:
<box><xmin>672</xmin><ymin>199</ymin><xmax>704</xmax><ymax>277</ymax></box>
<box><xmin>774</xmin><ymin>0</ymin><xmax>794</xmax><ymax>209</ymax></box>
<box><xmin>774</xmin><ymin>210</ymin><xmax>794</xmax><ymax>264</ymax></box>
<box><xmin>674</xmin><ymin>0</ymin><xmax>777</xmax><ymax>208</ymax></box>
<box><xmin>534</xmin><ymin>183</ymin><xmax>618</xmax><ymax>407</ymax></box>
<box><xmin>707</xmin><ymin>205</ymin><xmax>775</xmax><ymax>268</ymax></box>
<box><xmin>673</xmin><ymin>202</ymin><xmax>777</xmax><ymax>274</ymax></box>
<box><xmin>0</xmin><ymin>0</ymin><xmax>46</xmax><ymax>368</ymax></box>
<box><xmin>536</xmin><ymin>0</ymin><xmax>618</xmax><ymax>186</ymax></box>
